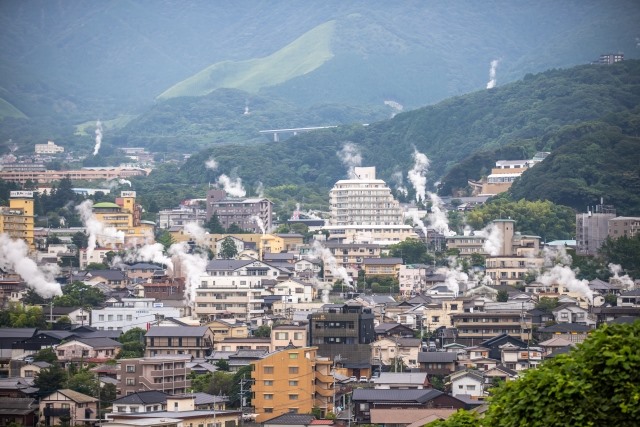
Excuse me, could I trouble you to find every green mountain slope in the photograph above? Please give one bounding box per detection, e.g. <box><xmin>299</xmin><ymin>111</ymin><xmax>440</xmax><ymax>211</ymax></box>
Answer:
<box><xmin>158</xmin><ymin>21</ymin><xmax>336</xmax><ymax>99</ymax></box>
<box><xmin>157</xmin><ymin>60</ymin><xmax>640</xmax><ymax>215</ymax></box>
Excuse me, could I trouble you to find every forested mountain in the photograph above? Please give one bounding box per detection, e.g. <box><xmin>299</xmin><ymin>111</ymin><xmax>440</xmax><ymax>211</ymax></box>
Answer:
<box><xmin>149</xmin><ymin>60</ymin><xmax>640</xmax><ymax>215</ymax></box>
<box><xmin>1</xmin><ymin>1</ymin><xmax>639</xmax><ymax>153</ymax></box>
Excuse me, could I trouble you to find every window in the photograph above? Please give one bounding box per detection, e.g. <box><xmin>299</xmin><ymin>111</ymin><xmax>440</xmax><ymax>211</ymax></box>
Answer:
<box><xmin>467</xmin><ymin>385</ymin><xmax>476</xmax><ymax>390</ymax></box>
<box><xmin>289</xmin><ymin>353</ymin><xmax>298</xmax><ymax>359</ymax></box>
<box><xmin>289</xmin><ymin>394</ymin><xmax>298</xmax><ymax>400</ymax></box>
<box><xmin>264</xmin><ymin>408</ymin><xmax>273</xmax><ymax>413</ymax></box>
<box><xmin>117</xmin><ymin>406</ymin><xmax>126</xmax><ymax>413</ymax></box>
<box><xmin>126</xmin><ymin>365</ymin><xmax>135</xmax><ymax>373</ymax></box>
<box><xmin>264</xmin><ymin>366</ymin><xmax>274</xmax><ymax>374</ymax></box>
<box><xmin>126</xmin><ymin>378</ymin><xmax>135</xmax><ymax>385</ymax></box>
<box><xmin>98</xmin><ymin>315</ymin><xmax>104</xmax><ymax>321</ymax></box>
<box><xmin>130</xmin><ymin>407</ymin><xmax>138</xmax><ymax>413</ymax></box>
<box><xmin>275</xmin><ymin>332</ymin><xmax>288</xmax><ymax>340</ymax></box>
<box><xmin>264</xmin><ymin>394</ymin><xmax>273</xmax><ymax>400</ymax></box>
<box><xmin>289</xmin><ymin>380</ymin><xmax>298</xmax><ymax>386</ymax></box>
<box><xmin>264</xmin><ymin>380</ymin><xmax>273</xmax><ymax>386</ymax></box>
<box><xmin>289</xmin><ymin>367</ymin><xmax>299</xmax><ymax>374</ymax></box>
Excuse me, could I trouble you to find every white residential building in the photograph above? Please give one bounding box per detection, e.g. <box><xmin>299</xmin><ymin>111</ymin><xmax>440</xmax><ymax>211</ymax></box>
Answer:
<box><xmin>271</xmin><ymin>278</ymin><xmax>315</xmax><ymax>303</ymax></box>
<box><xmin>91</xmin><ymin>298</ymin><xmax>182</xmax><ymax>332</ymax></box>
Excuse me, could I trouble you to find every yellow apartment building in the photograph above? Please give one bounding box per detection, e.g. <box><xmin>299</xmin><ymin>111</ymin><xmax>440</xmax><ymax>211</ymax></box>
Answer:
<box><xmin>251</xmin><ymin>346</ymin><xmax>334</xmax><ymax>423</ymax></box>
<box><xmin>0</xmin><ymin>191</ymin><xmax>35</xmax><ymax>249</ymax></box>
<box><xmin>93</xmin><ymin>191</ymin><xmax>155</xmax><ymax>245</ymax></box>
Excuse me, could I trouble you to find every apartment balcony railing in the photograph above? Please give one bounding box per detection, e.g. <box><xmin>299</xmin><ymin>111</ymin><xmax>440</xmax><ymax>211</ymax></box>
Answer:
<box><xmin>43</xmin><ymin>408</ymin><xmax>71</xmax><ymax>418</ymax></box>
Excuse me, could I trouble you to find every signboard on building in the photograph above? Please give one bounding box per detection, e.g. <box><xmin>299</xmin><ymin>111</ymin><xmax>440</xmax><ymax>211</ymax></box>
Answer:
<box><xmin>121</xmin><ymin>191</ymin><xmax>137</xmax><ymax>198</ymax></box>
<box><xmin>10</xmin><ymin>191</ymin><xmax>34</xmax><ymax>198</ymax></box>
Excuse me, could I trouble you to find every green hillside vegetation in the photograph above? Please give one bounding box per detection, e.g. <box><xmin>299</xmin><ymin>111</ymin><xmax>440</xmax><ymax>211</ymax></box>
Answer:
<box><xmin>113</xmin><ymin>88</ymin><xmax>389</xmax><ymax>149</ymax></box>
<box><xmin>509</xmin><ymin>110</ymin><xmax>640</xmax><ymax>214</ymax></box>
<box><xmin>154</xmin><ymin>60</ymin><xmax>640</xmax><ymax>216</ymax></box>
<box><xmin>0</xmin><ymin>97</ymin><xmax>27</xmax><ymax>119</ymax></box>
<box><xmin>158</xmin><ymin>21</ymin><xmax>336</xmax><ymax>99</ymax></box>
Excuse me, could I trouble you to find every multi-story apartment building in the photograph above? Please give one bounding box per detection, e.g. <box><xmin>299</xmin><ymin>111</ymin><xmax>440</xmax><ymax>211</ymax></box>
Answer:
<box><xmin>485</xmin><ymin>256</ymin><xmax>545</xmax><ymax>287</ymax></box>
<box><xmin>117</xmin><ymin>355</ymin><xmax>192</xmax><ymax>396</ymax></box>
<box><xmin>0</xmin><ymin>167</ymin><xmax>149</xmax><ymax>184</ymax></box>
<box><xmin>271</xmin><ymin>279</ymin><xmax>315</xmax><ymax>304</ymax></box>
<box><xmin>576</xmin><ymin>204</ymin><xmax>616</xmax><ymax>256</ymax></box>
<box><xmin>608</xmin><ymin>216</ymin><xmax>640</xmax><ymax>239</ymax></box>
<box><xmin>194</xmin><ymin>259</ymin><xmax>275</xmax><ymax>322</ymax></box>
<box><xmin>307</xmin><ymin>303</ymin><xmax>376</xmax><ymax>366</ymax></box>
<box><xmin>478</xmin><ymin>152</ymin><xmax>548</xmax><ymax>196</ymax></box>
<box><xmin>451</xmin><ymin>311</ymin><xmax>532</xmax><ymax>345</ymax></box>
<box><xmin>91</xmin><ymin>298</ymin><xmax>183</xmax><ymax>332</ymax></box>
<box><xmin>158</xmin><ymin>206</ymin><xmax>207</xmax><ymax>229</ymax></box>
<box><xmin>0</xmin><ymin>191</ymin><xmax>35</xmax><ymax>249</ymax></box>
<box><xmin>363</xmin><ymin>257</ymin><xmax>403</xmax><ymax>277</ymax></box>
<box><xmin>251</xmin><ymin>346</ymin><xmax>334</xmax><ymax>423</ymax></box>
<box><xmin>92</xmin><ymin>191</ymin><xmax>155</xmax><ymax>246</ymax></box>
<box><xmin>271</xmin><ymin>324</ymin><xmax>308</xmax><ymax>350</ymax></box>
<box><xmin>34</xmin><ymin>141</ymin><xmax>64</xmax><ymax>154</ymax></box>
<box><xmin>322</xmin><ymin>166</ymin><xmax>418</xmax><ymax>244</ymax></box>
<box><xmin>445</xmin><ymin>234</ymin><xmax>486</xmax><ymax>257</ymax></box>
<box><xmin>145</xmin><ymin>326</ymin><xmax>214</xmax><ymax>358</ymax></box>
<box><xmin>398</xmin><ymin>264</ymin><xmax>429</xmax><ymax>296</ymax></box>
<box><xmin>206</xmin><ymin>189</ymin><xmax>272</xmax><ymax>233</ymax></box>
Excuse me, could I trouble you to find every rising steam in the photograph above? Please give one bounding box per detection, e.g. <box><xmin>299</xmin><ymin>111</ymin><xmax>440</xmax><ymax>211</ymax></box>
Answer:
<box><xmin>251</xmin><ymin>215</ymin><xmax>266</xmax><ymax>235</ymax></box>
<box><xmin>486</xmin><ymin>59</ymin><xmax>499</xmax><ymax>89</ymax></box>
<box><xmin>93</xmin><ymin>120</ymin><xmax>103</xmax><ymax>156</ymax></box>
<box><xmin>407</xmin><ymin>149</ymin><xmax>429</xmax><ymax>203</ymax></box>
<box><xmin>75</xmin><ymin>200</ymin><xmax>125</xmax><ymax>259</ymax></box>
<box><xmin>338</xmin><ymin>142</ymin><xmax>362</xmax><ymax>178</ymax></box>
<box><xmin>0</xmin><ymin>233</ymin><xmax>62</xmax><ymax>298</ymax></box>
<box><xmin>205</xmin><ymin>158</ymin><xmax>218</xmax><ymax>170</ymax></box>
<box><xmin>310</xmin><ymin>240</ymin><xmax>353</xmax><ymax>289</ymax></box>
<box><xmin>391</xmin><ymin>171</ymin><xmax>408</xmax><ymax>196</ymax></box>
<box><xmin>217</xmin><ymin>174</ymin><xmax>246</xmax><ymax>198</ymax></box>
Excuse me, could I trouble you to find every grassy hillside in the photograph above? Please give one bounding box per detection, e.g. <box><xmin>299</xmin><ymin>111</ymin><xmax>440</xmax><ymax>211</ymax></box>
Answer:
<box><xmin>158</xmin><ymin>21</ymin><xmax>336</xmax><ymax>99</ymax></box>
<box><xmin>148</xmin><ymin>60</ymin><xmax>640</xmax><ymax>215</ymax></box>
<box><xmin>0</xmin><ymin>98</ymin><xmax>27</xmax><ymax>119</ymax></box>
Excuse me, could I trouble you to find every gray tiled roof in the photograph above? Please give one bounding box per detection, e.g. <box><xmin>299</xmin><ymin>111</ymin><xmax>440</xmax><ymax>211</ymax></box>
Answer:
<box><xmin>146</xmin><ymin>326</ymin><xmax>210</xmax><ymax>337</ymax></box>
<box><xmin>112</xmin><ymin>391</ymin><xmax>168</xmax><ymax>405</ymax></box>
<box><xmin>263</xmin><ymin>413</ymin><xmax>316</xmax><ymax>425</ymax></box>
<box><xmin>352</xmin><ymin>388</ymin><xmax>443</xmax><ymax>403</ymax></box>
<box><xmin>418</xmin><ymin>352</ymin><xmax>458</xmax><ymax>363</ymax></box>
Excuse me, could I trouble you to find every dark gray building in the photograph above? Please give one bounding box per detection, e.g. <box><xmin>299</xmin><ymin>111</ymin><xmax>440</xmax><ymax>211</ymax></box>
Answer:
<box><xmin>206</xmin><ymin>189</ymin><xmax>272</xmax><ymax>233</ymax></box>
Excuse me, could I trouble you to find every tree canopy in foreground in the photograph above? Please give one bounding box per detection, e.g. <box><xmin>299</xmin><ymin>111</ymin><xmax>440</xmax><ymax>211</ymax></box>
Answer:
<box><xmin>430</xmin><ymin>320</ymin><xmax>640</xmax><ymax>427</ymax></box>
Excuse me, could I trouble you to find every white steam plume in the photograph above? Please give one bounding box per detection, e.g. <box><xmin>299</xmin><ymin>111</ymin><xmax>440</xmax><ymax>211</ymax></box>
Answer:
<box><xmin>486</xmin><ymin>59</ymin><xmax>499</xmax><ymax>89</ymax></box>
<box><xmin>409</xmin><ymin>211</ymin><xmax>428</xmax><ymax>241</ymax></box>
<box><xmin>476</xmin><ymin>222</ymin><xmax>503</xmax><ymax>256</ymax></box>
<box><xmin>435</xmin><ymin>257</ymin><xmax>468</xmax><ymax>296</ymax></box>
<box><xmin>608</xmin><ymin>263</ymin><xmax>635</xmax><ymax>290</ymax></box>
<box><xmin>183</xmin><ymin>222</ymin><xmax>208</xmax><ymax>246</ymax></box>
<box><xmin>0</xmin><ymin>234</ymin><xmax>63</xmax><ymax>298</ymax></box>
<box><xmin>338</xmin><ymin>142</ymin><xmax>362</xmax><ymax>178</ymax></box>
<box><xmin>119</xmin><ymin>179</ymin><xmax>131</xmax><ymax>187</ymax></box>
<box><xmin>217</xmin><ymin>174</ymin><xmax>246</xmax><ymax>197</ymax></box>
<box><xmin>310</xmin><ymin>240</ymin><xmax>353</xmax><ymax>289</ymax></box>
<box><xmin>255</xmin><ymin>181</ymin><xmax>264</xmax><ymax>198</ymax></box>
<box><xmin>75</xmin><ymin>200</ymin><xmax>125</xmax><ymax>259</ymax></box>
<box><xmin>169</xmin><ymin>242</ymin><xmax>208</xmax><ymax>309</ymax></box>
<box><xmin>123</xmin><ymin>243</ymin><xmax>174</xmax><ymax>271</ymax></box>
<box><xmin>251</xmin><ymin>215</ymin><xmax>266</xmax><ymax>235</ymax></box>
<box><xmin>205</xmin><ymin>158</ymin><xmax>218</xmax><ymax>170</ymax></box>
<box><xmin>407</xmin><ymin>149</ymin><xmax>429</xmax><ymax>203</ymax></box>
<box><xmin>537</xmin><ymin>265</ymin><xmax>593</xmax><ymax>304</ymax></box>
<box><xmin>391</xmin><ymin>171</ymin><xmax>408</xmax><ymax>196</ymax></box>
<box><xmin>93</xmin><ymin>120</ymin><xmax>103</xmax><ymax>156</ymax></box>
<box><xmin>428</xmin><ymin>192</ymin><xmax>454</xmax><ymax>236</ymax></box>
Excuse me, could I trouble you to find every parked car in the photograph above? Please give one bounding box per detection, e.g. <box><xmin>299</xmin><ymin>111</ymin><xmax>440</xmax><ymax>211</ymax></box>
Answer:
<box><xmin>359</xmin><ymin>376</ymin><xmax>368</xmax><ymax>383</ymax></box>
<box><xmin>349</xmin><ymin>376</ymin><xmax>357</xmax><ymax>382</ymax></box>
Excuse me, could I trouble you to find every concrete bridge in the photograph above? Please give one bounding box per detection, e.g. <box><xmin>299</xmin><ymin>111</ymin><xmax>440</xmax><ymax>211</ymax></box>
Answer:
<box><xmin>259</xmin><ymin>125</ymin><xmax>338</xmax><ymax>142</ymax></box>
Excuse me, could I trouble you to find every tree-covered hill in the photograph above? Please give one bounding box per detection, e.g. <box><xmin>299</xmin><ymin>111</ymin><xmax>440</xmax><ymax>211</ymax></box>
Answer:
<box><xmin>1</xmin><ymin>0</ymin><xmax>639</xmax><ymax>153</ymax></box>
<box><xmin>156</xmin><ymin>60</ymin><xmax>640</xmax><ymax>215</ymax></box>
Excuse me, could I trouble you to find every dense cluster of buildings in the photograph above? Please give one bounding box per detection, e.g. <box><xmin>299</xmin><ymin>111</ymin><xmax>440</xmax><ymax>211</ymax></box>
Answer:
<box><xmin>0</xmin><ymin>163</ymin><xmax>639</xmax><ymax>426</ymax></box>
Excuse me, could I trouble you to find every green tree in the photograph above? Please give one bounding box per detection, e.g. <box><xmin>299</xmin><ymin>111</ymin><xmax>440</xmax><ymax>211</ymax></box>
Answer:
<box><xmin>33</xmin><ymin>347</ymin><xmax>58</xmax><ymax>364</ymax></box>
<box><xmin>220</xmin><ymin>236</ymin><xmax>239</xmax><ymax>259</ymax></box>
<box><xmin>53</xmin><ymin>281</ymin><xmax>106</xmax><ymax>308</ymax></box>
<box><xmin>34</xmin><ymin>365</ymin><xmax>67</xmax><ymax>395</ymax></box>
<box><xmin>117</xmin><ymin>327</ymin><xmax>146</xmax><ymax>358</ymax></box>
<box><xmin>496</xmin><ymin>290</ymin><xmax>509</xmax><ymax>302</ymax></box>
<box><xmin>427</xmin><ymin>410</ymin><xmax>480</xmax><ymax>427</ymax></box>
<box><xmin>190</xmin><ymin>372</ymin><xmax>213</xmax><ymax>393</ymax></box>
<box><xmin>156</xmin><ymin>229</ymin><xmax>175</xmax><ymax>252</ymax></box>
<box><xmin>215</xmin><ymin>359</ymin><xmax>230</xmax><ymax>372</ymax></box>
<box><xmin>66</xmin><ymin>370</ymin><xmax>100</xmax><ymax>397</ymax></box>
<box><xmin>226</xmin><ymin>223</ymin><xmax>245</xmax><ymax>234</ymax></box>
<box><xmin>599</xmin><ymin>235</ymin><xmax>640</xmax><ymax>279</ymax></box>
<box><xmin>205</xmin><ymin>212</ymin><xmax>225</xmax><ymax>234</ymax></box>
<box><xmin>483</xmin><ymin>321</ymin><xmax>640</xmax><ymax>427</ymax></box>
<box><xmin>604</xmin><ymin>294</ymin><xmax>618</xmax><ymax>306</ymax></box>
<box><xmin>253</xmin><ymin>325</ymin><xmax>271</xmax><ymax>338</ymax></box>
<box><xmin>71</xmin><ymin>231</ymin><xmax>89</xmax><ymax>250</ymax></box>
<box><xmin>535</xmin><ymin>297</ymin><xmax>559</xmax><ymax>313</ymax></box>
<box><xmin>388</xmin><ymin>239</ymin><xmax>431</xmax><ymax>264</ymax></box>
<box><xmin>3</xmin><ymin>304</ymin><xmax>46</xmax><ymax>328</ymax></box>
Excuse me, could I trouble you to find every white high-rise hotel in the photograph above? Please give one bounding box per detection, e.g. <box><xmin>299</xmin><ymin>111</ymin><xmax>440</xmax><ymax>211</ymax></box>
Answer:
<box><xmin>321</xmin><ymin>167</ymin><xmax>418</xmax><ymax>244</ymax></box>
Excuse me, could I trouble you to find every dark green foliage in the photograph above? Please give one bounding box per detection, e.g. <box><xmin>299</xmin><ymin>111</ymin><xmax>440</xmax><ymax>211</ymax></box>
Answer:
<box><xmin>33</xmin><ymin>347</ymin><xmax>58</xmax><ymax>364</ymax></box>
<box><xmin>483</xmin><ymin>321</ymin><xmax>640</xmax><ymax>427</ymax></box>
<box><xmin>117</xmin><ymin>327</ymin><xmax>147</xmax><ymax>359</ymax></box>
<box><xmin>598</xmin><ymin>235</ymin><xmax>640</xmax><ymax>279</ymax></box>
<box><xmin>253</xmin><ymin>325</ymin><xmax>271</xmax><ymax>338</ymax></box>
<box><xmin>219</xmin><ymin>236</ymin><xmax>239</xmax><ymax>259</ymax></box>
<box><xmin>496</xmin><ymin>290</ymin><xmax>509</xmax><ymax>302</ymax></box>
<box><xmin>535</xmin><ymin>297</ymin><xmax>559</xmax><ymax>313</ymax></box>
<box><xmin>466</xmin><ymin>197</ymin><xmax>576</xmax><ymax>242</ymax></box>
<box><xmin>387</xmin><ymin>239</ymin><xmax>432</xmax><ymax>265</ymax></box>
<box><xmin>215</xmin><ymin>359</ymin><xmax>230</xmax><ymax>372</ymax></box>
<box><xmin>427</xmin><ymin>410</ymin><xmax>480</xmax><ymax>427</ymax></box>
<box><xmin>53</xmin><ymin>281</ymin><xmax>106</xmax><ymax>308</ymax></box>
<box><xmin>205</xmin><ymin>212</ymin><xmax>225</xmax><ymax>234</ymax></box>
<box><xmin>34</xmin><ymin>364</ymin><xmax>67</xmax><ymax>395</ymax></box>
<box><xmin>66</xmin><ymin>370</ymin><xmax>100</xmax><ymax>397</ymax></box>
<box><xmin>0</xmin><ymin>303</ymin><xmax>46</xmax><ymax>328</ymax></box>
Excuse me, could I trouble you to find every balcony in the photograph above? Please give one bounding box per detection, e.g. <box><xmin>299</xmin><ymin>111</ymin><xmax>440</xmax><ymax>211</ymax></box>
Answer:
<box><xmin>149</xmin><ymin>368</ymin><xmax>187</xmax><ymax>377</ymax></box>
<box><xmin>315</xmin><ymin>387</ymin><xmax>334</xmax><ymax>397</ymax></box>
<box><xmin>315</xmin><ymin>371</ymin><xmax>335</xmax><ymax>383</ymax></box>
<box><xmin>43</xmin><ymin>408</ymin><xmax>71</xmax><ymax>418</ymax></box>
